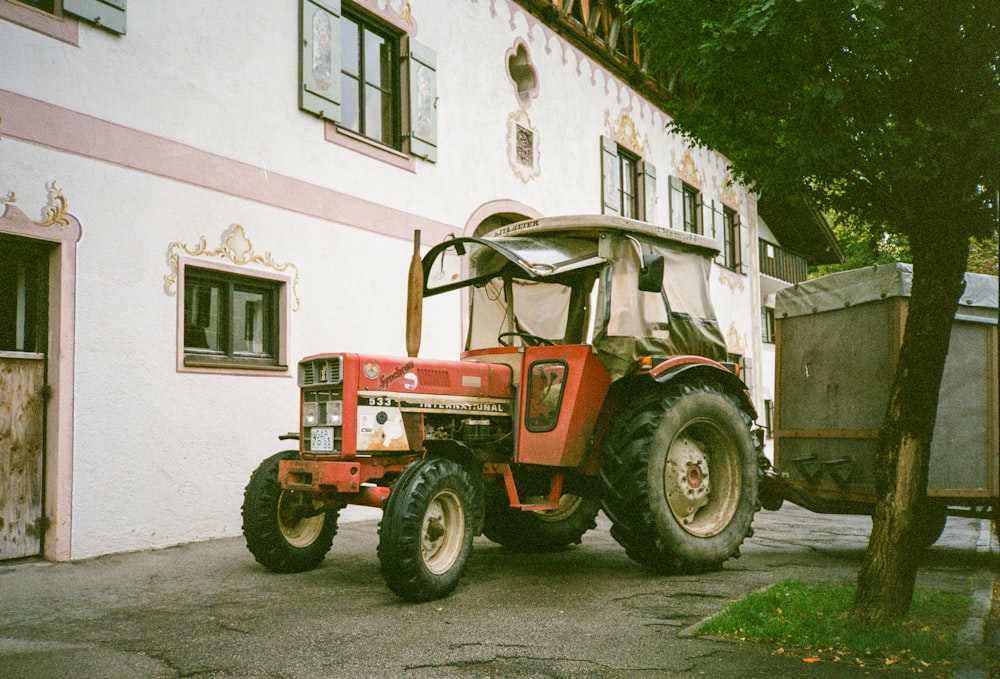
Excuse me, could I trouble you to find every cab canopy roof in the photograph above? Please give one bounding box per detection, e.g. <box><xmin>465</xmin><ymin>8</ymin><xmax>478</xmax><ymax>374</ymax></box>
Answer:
<box><xmin>422</xmin><ymin>215</ymin><xmax>719</xmax><ymax>296</ymax></box>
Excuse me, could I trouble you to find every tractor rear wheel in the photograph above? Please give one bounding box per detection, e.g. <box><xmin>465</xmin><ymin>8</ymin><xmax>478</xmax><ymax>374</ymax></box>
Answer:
<box><xmin>599</xmin><ymin>379</ymin><xmax>759</xmax><ymax>574</ymax></box>
<box><xmin>378</xmin><ymin>458</ymin><xmax>482</xmax><ymax>601</ymax></box>
<box><xmin>242</xmin><ymin>450</ymin><xmax>338</xmax><ymax>573</ymax></box>
<box><xmin>483</xmin><ymin>492</ymin><xmax>599</xmax><ymax>551</ymax></box>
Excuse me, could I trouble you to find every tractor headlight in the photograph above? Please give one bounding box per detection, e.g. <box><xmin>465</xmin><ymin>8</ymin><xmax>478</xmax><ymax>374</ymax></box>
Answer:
<box><xmin>325</xmin><ymin>400</ymin><xmax>343</xmax><ymax>426</ymax></box>
<box><xmin>303</xmin><ymin>402</ymin><xmax>319</xmax><ymax>427</ymax></box>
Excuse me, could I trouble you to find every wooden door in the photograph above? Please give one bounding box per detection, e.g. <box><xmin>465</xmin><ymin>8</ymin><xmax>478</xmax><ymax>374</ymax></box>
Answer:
<box><xmin>0</xmin><ymin>355</ymin><xmax>45</xmax><ymax>559</ymax></box>
<box><xmin>0</xmin><ymin>235</ymin><xmax>49</xmax><ymax>559</ymax></box>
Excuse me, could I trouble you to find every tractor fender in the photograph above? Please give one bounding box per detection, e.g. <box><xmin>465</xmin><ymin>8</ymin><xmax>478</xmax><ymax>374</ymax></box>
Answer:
<box><xmin>423</xmin><ymin>439</ymin><xmax>481</xmax><ymax>474</ymax></box>
<box><xmin>421</xmin><ymin>439</ymin><xmax>486</xmax><ymax>533</ymax></box>
<box><xmin>649</xmin><ymin>358</ymin><xmax>757</xmax><ymax>421</ymax></box>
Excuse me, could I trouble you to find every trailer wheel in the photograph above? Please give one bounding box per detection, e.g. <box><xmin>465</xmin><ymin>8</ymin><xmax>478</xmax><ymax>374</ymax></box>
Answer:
<box><xmin>242</xmin><ymin>450</ymin><xmax>338</xmax><ymax>573</ymax></box>
<box><xmin>482</xmin><ymin>492</ymin><xmax>599</xmax><ymax>551</ymax></box>
<box><xmin>378</xmin><ymin>458</ymin><xmax>482</xmax><ymax>601</ymax></box>
<box><xmin>914</xmin><ymin>509</ymin><xmax>948</xmax><ymax>548</ymax></box>
<box><xmin>599</xmin><ymin>380</ymin><xmax>759</xmax><ymax>573</ymax></box>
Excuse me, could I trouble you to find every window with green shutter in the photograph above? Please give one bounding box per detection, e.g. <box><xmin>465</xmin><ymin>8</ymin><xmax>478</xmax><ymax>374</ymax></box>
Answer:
<box><xmin>299</xmin><ymin>0</ymin><xmax>436</xmax><ymax>163</ymax></box>
<box><xmin>600</xmin><ymin>136</ymin><xmax>655</xmax><ymax>221</ymax></box>
<box><xmin>668</xmin><ymin>176</ymin><xmax>702</xmax><ymax>234</ymax></box>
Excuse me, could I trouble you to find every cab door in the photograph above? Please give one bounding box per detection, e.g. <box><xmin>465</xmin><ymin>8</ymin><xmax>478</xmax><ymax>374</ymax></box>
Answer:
<box><xmin>515</xmin><ymin>344</ymin><xmax>611</xmax><ymax>467</ymax></box>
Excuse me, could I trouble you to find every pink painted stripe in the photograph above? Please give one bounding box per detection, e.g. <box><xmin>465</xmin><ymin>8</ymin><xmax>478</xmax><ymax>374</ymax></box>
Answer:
<box><xmin>0</xmin><ymin>89</ymin><xmax>457</xmax><ymax>243</ymax></box>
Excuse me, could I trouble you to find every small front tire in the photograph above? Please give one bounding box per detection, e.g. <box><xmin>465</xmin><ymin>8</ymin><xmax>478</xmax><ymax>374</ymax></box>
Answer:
<box><xmin>378</xmin><ymin>458</ymin><xmax>482</xmax><ymax>602</ymax></box>
<box><xmin>242</xmin><ymin>450</ymin><xmax>338</xmax><ymax>573</ymax></box>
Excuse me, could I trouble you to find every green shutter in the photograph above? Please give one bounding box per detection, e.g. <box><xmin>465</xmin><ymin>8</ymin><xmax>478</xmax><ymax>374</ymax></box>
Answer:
<box><xmin>406</xmin><ymin>40</ymin><xmax>438</xmax><ymax>162</ymax></box>
<box><xmin>63</xmin><ymin>0</ymin><xmax>125</xmax><ymax>34</ymax></box>
<box><xmin>300</xmin><ymin>0</ymin><xmax>342</xmax><ymax>122</ymax></box>
<box><xmin>639</xmin><ymin>160</ymin><xmax>656</xmax><ymax>223</ymax></box>
<box><xmin>601</xmin><ymin>136</ymin><xmax>620</xmax><ymax>215</ymax></box>
<box><xmin>705</xmin><ymin>200</ymin><xmax>725</xmax><ymax>265</ymax></box>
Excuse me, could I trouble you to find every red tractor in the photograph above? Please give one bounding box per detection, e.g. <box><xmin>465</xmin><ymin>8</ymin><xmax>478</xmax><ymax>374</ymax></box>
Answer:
<box><xmin>242</xmin><ymin>215</ymin><xmax>764</xmax><ymax>601</ymax></box>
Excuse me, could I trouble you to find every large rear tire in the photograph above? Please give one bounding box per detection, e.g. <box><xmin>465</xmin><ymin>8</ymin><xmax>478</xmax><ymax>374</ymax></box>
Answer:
<box><xmin>599</xmin><ymin>380</ymin><xmax>759</xmax><ymax>573</ymax></box>
<box><xmin>242</xmin><ymin>450</ymin><xmax>338</xmax><ymax>573</ymax></box>
<box><xmin>378</xmin><ymin>458</ymin><xmax>482</xmax><ymax>601</ymax></box>
<box><xmin>482</xmin><ymin>492</ymin><xmax>599</xmax><ymax>551</ymax></box>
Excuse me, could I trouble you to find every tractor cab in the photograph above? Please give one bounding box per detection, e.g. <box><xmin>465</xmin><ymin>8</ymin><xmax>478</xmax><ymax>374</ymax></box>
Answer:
<box><xmin>421</xmin><ymin>214</ymin><xmax>728</xmax><ymax>380</ymax></box>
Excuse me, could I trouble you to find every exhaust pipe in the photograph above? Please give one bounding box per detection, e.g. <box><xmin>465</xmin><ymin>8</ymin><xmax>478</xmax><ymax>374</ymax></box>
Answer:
<box><xmin>406</xmin><ymin>229</ymin><xmax>423</xmax><ymax>358</ymax></box>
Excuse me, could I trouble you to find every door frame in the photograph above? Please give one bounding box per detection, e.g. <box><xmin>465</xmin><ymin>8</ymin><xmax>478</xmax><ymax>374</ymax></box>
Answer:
<box><xmin>0</xmin><ymin>197</ymin><xmax>80</xmax><ymax>561</ymax></box>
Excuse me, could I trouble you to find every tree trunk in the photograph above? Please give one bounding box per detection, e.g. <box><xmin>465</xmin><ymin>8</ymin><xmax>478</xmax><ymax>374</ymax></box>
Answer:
<box><xmin>852</xmin><ymin>226</ymin><xmax>970</xmax><ymax>624</ymax></box>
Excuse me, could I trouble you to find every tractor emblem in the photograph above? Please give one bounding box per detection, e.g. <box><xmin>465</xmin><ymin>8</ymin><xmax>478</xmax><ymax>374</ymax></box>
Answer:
<box><xmin>363</xmin><ymin>362</ymin><xmax>381</xmax><ymax>380</ymax></box>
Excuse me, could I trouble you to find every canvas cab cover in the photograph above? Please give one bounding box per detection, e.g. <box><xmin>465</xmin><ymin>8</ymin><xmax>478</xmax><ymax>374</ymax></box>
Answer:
<box><xmin>421</xmin><ymin>215</ymin><xmax>728</xmax><ymax>379</ymax></box>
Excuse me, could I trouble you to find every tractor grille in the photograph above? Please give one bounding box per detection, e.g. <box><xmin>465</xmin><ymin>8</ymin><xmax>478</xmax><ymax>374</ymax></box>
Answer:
<box><xmin>298</xmin><ymin>357</ymin><xmax>343</xmax><ymax>387</ymax></box>
<box><xmin>418</xmin><ymin>369</ymin><xmax>451</xmax><ymax>388</ymax></box>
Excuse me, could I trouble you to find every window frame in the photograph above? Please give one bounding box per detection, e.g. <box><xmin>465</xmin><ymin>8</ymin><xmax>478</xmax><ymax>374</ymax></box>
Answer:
<box><xmin>761</xmin><ymin>305</ymin><xmax>776</xmax><ymax>344</ymax></box>
<box><xmin>339</xmin><ymin>5</ymin><xmax>401</xmax><ymax>150</ymax></box>
<box><xmin>722</xmin><ymin>205</ymin><xmax>742</xmax><ymax>271</ymax></box>
<box><xmin>617</xmin><ymin>145</ymin><xmax>640</xmax><ymax>219</ymax></box>
<box><xmin>668</xmin><ymin>176</ymin><xmax>703</xmax><ymax>235</ymax></box>
<box><xmin>176</xmin><ymin>259</ymin><xmax>290</xmax><ymax>375</ymax></box>
<box><xmin>681</xmin><ymin>182</ymin><xmax>701</xmax><ymax>234</ymax></box>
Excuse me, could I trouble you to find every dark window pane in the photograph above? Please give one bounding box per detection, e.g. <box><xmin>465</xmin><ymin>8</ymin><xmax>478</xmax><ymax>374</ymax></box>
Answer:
<box><xmin>364</xmin><ymin>30</ymin><xmax>385</xmax><ymax>88</ymax></box>
<box><xmin>341</xmin><ymin>17</ymin><xmax>359</xmax><ymax>78</ymax></box>
<box><xmin>18</xmin><ymin>0</ymin><xmax>56</xmax><ymax>12</ymax></box>
<box><xmin>364</xmin><ymin>86</ymin><xmax>384</xmax><ymax>143</ymax></box>
<box><xmin>0</xmin><ymin>238</ymin><xmax>48</xmax><ymax>353</ymax></box>
<box><xmin>682</xmin><ymin>188</ymin><xmax>699</xmax><ymax>233</ymax></box>
<box><xmin>184</xmin><ymin>279</ymin><xmax>223</xmax><ymax>352</ymax></box>
<box><xmin>617</xmin><ymin>148</ymin><xmax>639</xmax><ymax>219</ymax></box>
<box><xmin>341</xmin><ymin>74</ymin><xmax>361</xmax><ymax>132</ymax></box>
<box><xmin>233</xmin><ymin>288</ymin><xmax>267</xmax><ymax>355</ymax></box>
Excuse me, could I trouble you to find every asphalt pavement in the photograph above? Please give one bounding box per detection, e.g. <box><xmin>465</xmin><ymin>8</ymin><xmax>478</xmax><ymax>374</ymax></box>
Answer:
<box><xmin>0</xmin><ymin>504</ymin><xmax>996</xmax><ymax>678</ymax></box>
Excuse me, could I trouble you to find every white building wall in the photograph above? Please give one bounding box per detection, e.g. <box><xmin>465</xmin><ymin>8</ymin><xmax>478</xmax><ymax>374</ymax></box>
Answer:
<box><xmin>1</xmin><ymin>0</ymin><xmax>779</xmax><ymax>559</ymax></box>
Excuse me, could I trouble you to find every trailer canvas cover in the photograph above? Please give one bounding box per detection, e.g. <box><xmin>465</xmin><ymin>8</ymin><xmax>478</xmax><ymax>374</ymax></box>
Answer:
<box><xmin>774</xmin><ymin>263</ymin><xmax>998</xmax><ymax>501</ymax></box>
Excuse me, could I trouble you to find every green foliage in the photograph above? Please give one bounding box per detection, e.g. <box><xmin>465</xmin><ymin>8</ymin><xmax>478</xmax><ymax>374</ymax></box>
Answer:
<box><xmin>626</xmin><ymin>0</ymin><xmax>999</xmax><ymax>244</ymax></box>
<box><xmin>811</xmin><ymin>214</ymin><xmax>911</xmax><ymax>278</ymax></box>
<box><xmin>698</xmin><ymin>580</ymin><xmax>970</xmax><ymax>668</ymax></box>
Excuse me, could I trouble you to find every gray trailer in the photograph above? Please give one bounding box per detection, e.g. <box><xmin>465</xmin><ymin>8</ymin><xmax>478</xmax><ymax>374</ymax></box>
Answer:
<box><xmin>762</xmin><ymin>263</ymin><xmax>998</xmax><ymax>544</ymax></box>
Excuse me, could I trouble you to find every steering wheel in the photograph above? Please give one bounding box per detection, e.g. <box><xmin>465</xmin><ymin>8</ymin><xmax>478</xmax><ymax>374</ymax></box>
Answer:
<box><xmin>497</xmin><ymin>332</ymin><xmax>554</xmax><ymax>347</ymax></box>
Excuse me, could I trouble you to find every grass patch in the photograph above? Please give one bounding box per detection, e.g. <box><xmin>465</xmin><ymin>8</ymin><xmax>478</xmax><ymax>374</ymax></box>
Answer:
<box><xmin>697</xmin><ymin>580</ymin><xmax>970</xmax><ymax>671</ymax></box>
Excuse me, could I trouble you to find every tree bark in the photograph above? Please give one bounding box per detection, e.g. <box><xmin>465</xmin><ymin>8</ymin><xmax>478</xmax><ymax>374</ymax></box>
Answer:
<box><xmin>852</xmin><ymin>226</ymin><xmax>970</xmax><ymax>624</ymax></box>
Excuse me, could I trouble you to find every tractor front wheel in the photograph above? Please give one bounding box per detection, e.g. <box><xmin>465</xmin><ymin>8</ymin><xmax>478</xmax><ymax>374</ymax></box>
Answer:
<box><xmin>378</xmin><ymin>458</ymin><xmax>482</xmax><ymax>601</ymax></box>
<box><xmin>242</xmin><ymin>450</ymin><xmax>339</xmax><ymax>573</ymax></box>
<box><xmin>599</xmin><ymin>380</ymin><xmax>759</xmax><ymax>573</ymax></box>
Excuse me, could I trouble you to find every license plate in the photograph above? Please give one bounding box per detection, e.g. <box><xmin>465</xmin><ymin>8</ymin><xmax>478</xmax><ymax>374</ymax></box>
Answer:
<box><xmin>311</xmin><ymin>427</ymin><xmax>334</xmax><ymax>452</ymax></box>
